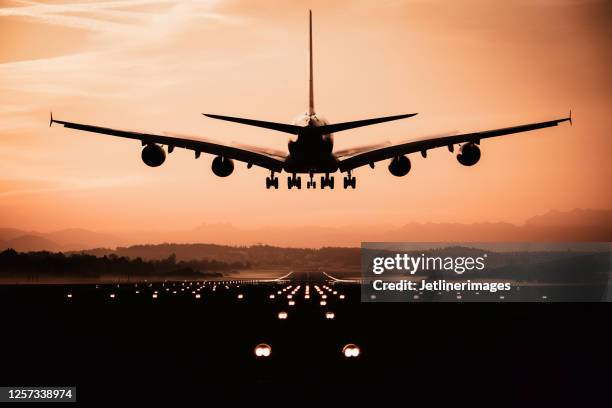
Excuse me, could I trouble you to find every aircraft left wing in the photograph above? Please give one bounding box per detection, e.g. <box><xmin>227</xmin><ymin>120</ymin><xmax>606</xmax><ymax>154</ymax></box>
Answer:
<box><xmin>50</xmin><ymin>115</ymin><xmax>285</xmax><ymax>172</ymax></box>
<box><xmin>338</xmin><ymin>114</ymin><xmax>572</xmax><ymax>172</ymax></box>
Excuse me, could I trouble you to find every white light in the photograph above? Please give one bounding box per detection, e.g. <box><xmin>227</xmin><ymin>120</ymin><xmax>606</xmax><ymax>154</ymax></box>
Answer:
<box><xmin>342</xmin><ymin>344</ymin><xmax>360</xmax><ymax>358</ymax></box>
<box><xmin>195</xmin><ymin>294</ymin><xmax>201</xmax><ymax>299</ymax></box>
<box><xmin>254</xmin><ymin>343</ymin><xmax>272</xmax><ymax>358</ymax></box>
<box><xmin>152</xmin><ymin>293</ymin><xmax>158</xmax><ymax>299</ymax></box>
<box><xmin>237</xmin><ymin>294</ymin><xmax>244</xmax><ymax>299</ymax></box>
<box><xmin>66</xmin><ymin>293</ymin><xmax>72</xmax><ymax>299</ymax></box>
<box><xmin>287</xmin><ymin>294</ymin><xmax>292</xmax><ymax>299</ymax></box>
<box><xmin>339</xmin><ymin>295</ymin><xmax>345</xmax><ymax>300</ymax></box>
<box><xmin>109</xmin><ymin>294</ymin><xmax>115</xmax><ymax>299</ymax></box>
<box><xmin>288</xmin><ymin>300</ymin><xmax>295</xmax><ymax>306</ymax></box>
<box><xmin>304</xmin><ymin>295</ymin><xmax>310</xmax><ymax>299</ymax></box>
<box><xmin>320</xmin><ymin>300</ymin><xmax>327</xmax><ymax>306</ymax></box>
<box><xmin>325</xmin><ymin>312</ymin><xmax>335</xmax><ymax>319</ymax></box>
<box><xmin>269</xmin><ymin>294</ymin><xmax>275</xmax><ymax>299</ymax></box>
<box><xmin>135</xmin><ymin>290</ymin><xmax>140</xmax><ymax>294</ymax></box>
<box><xmin>278</xmin><ymin>311</ymin><xmax>288</xmax><ymax>320</ymax></box>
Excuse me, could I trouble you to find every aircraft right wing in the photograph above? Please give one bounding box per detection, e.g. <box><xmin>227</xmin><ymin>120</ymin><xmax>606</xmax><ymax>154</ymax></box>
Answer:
<box><xmin>50</xmin><ymin>115</ymin><xmax>286</xmax><ymax>172</ymax></box>
<box><xmin>338</xmin><ymin>114</ymin><xmax>572</xmax><ymax>172</ymax></box>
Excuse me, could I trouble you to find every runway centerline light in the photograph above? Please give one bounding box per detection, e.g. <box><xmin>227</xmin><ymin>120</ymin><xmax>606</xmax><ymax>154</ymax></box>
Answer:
<box><xmin>325</xmin><ymin>312</ymin><xmax>335</xmax><ymax>319</ymax></box>
<box><xmin>278</xmin><ymin>311</ymin><xmax>288</xmax><ymax>320</ymax></box>
<box><xmin>254</xmin><ymin>343</ymin><xmax>272</xmax><ymax>358</ymax></box>
<box><xmin>342</xmin><ymin>344</ymin><xmax>360</xmax><ymax>358</ymax></box>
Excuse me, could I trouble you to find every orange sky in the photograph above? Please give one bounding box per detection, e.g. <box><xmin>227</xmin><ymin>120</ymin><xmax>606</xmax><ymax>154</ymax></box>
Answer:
<box><xmin>1</xmin><ymin>0</ymin><xmax>611</xmax><ymax>234</ymax></box>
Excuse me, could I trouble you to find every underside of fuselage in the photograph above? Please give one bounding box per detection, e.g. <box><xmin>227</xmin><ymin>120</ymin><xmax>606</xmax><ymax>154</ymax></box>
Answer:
<box><xmin>284</xmin><ymin>113</ymin><xmax>338</xmax><ymax>174</ymax></box>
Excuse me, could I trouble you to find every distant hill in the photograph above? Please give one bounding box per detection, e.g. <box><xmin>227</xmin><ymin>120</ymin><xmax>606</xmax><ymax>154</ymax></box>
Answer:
<box><xmin>1</xmin><ymin>208</ymin><xmax>610</xmax><ymax>251</ymax></box>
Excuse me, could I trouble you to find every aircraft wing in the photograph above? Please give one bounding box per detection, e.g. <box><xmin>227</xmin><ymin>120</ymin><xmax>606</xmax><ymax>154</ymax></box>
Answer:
<box><xmin>337</xmin><ymin>114</ymin><xmax>572</xmax><ymax>172</ymax></box>
<box><xmin>50</xmin><ymin>116</ymin><xmax>286</xmax><ymax>172</ymax></box>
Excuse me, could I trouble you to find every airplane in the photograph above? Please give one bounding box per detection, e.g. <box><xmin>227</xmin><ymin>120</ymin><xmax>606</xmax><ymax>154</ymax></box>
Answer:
<box><xmin>50</xmin><ymin>10</ymin><xmax>571</xmax><ymax>190</ymax></box>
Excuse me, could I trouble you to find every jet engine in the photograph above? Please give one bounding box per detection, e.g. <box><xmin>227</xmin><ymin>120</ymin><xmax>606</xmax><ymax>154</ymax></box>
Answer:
<box><xmin>388</xmin><ymin>155</ymin><xmax>411</xmax><ymax>177</ymax></box>
<box><xmin>456</xmin><ymin>142</ymin><xmax>481</xmax><ymax>166</ymax></box>
<box><xmin>141</xmin><ymin>143</ymin><xmax>166</xmax><ymax>167</ymax></box>
<box><xmin>212</xmin><ymin>156</ymin><xmax>234</xmax><ymax>177</ymax></box>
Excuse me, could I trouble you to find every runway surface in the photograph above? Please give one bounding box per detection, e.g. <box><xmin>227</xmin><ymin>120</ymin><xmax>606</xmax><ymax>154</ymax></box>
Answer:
<box><xmin>0</xmin><ymin>272</ymin><xmax>609</xmax><ymax>406</ymax></box>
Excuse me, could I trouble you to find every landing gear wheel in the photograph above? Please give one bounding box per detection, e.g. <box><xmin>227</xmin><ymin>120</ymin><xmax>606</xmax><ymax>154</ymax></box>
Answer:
<box><xmin>266</xmin><ymin>176</ymin><xmax>279</xmax><ymax>189</ymax></box>
<box><xmin>343</xmin><ymin>175</ymin><xmax>356</xmax><ymax>189</ymax></box>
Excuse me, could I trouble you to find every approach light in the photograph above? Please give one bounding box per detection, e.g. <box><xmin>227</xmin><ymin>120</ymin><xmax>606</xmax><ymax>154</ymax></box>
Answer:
<box><xmin>254</xmin><ymin>343</ymin><xmax>272</xmax><ymax>358</ymax></box>
<box><xmin>325</xmin><ymin>312</ymin><xmax>335</xmax><ymax>319</ymax></box>
<box><xmin>278</xmin><ymin>311</ymin><xmax>288</xmax><ymax>320</ymax></box>
<box><xmin>342</xmin><ymin>344</ymin><xmax>360</xmax><ymax>358</ymax></box>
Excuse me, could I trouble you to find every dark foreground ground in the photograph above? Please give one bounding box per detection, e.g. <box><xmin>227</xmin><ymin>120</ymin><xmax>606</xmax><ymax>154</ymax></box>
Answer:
<box><xmin>0</xmin><ymin>277</ymin><xmax>610</xmax><ymax>407</ymax></box>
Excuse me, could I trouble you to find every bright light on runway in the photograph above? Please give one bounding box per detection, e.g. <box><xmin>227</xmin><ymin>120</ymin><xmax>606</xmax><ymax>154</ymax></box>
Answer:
<box><xmin>237</xmin><ymin>294</ymin><xmax>244</xmax><ymax>299</ymax></box>
<box><xmin>288</xmin><ymin>300</ymin><xmax>295</xmax><ymax>306</ymax></box>
<box><xmin>254</xmin><ymin>343</ymin><xmax>272</xmax><ymax>358</ymax></box>
<box><xmin>325</xmin><ymin>312</ymin><xmax>335</xmax><ymax>320</ymax></box>
<box><xmin>278</xmin><ymin>311</ymin><xmax>288</xmax><ymax>320</ymax></box>
<box><xmin>269</xmin><ymin>294</ymin><xmax>275</xmax><ymax>299</ymax></box>
<box><xmin>320</xmin><ymin>300</ymin><xmax>327</xmax><ymax>306</ymax></box>
<box><xmin>152</xmin><ymin>293</ymin><xmax>158</xmax><ymax>299</ymax></box>
<box><xmin>66</xmin><ymin>293</ymin><xmax>72</xmax><ymax>299</ymax></box>
<box><xmin>109</xmin><ymin>293</ymin><xmax>115</xmax><ymax>299</ymax></box>
<box><xmin>342</xmin><ymin>344</ymin><xmax>360</xmax><ymax>358</ymax></box>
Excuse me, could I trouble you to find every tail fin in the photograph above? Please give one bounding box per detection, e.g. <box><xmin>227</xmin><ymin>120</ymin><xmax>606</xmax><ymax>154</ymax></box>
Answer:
<box><xmin>308</xmin><ymin>10</ymin><xmax>315</xmax><ymax>116</ymax></box>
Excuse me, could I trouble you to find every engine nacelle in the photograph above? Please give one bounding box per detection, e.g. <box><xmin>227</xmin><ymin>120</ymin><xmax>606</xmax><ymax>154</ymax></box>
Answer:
<box><xmin>212</xmin><ymin>156</ymin><xmax>234</xmax><ymax>177</ymax></box>
<box><xmin>457</xmin><ymin>142</ymin><xmax>481</xmax><ymax>166</ymax></box>
<box><xmin>388</xmin><ymin>155</ymin><xmax>411</xmax><ymax>177</ymax></box>
<box><xmin>141</xmin><ymin>144</ymin><xmax>166</xmax><ymax>167</ymax></box>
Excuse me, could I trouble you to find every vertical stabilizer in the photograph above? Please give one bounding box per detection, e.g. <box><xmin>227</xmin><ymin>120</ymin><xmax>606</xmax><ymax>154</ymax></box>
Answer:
<box><xmin>308</xmin><ymin>10</ymin><xmax>315</xmax><ymax>116</ymax></box>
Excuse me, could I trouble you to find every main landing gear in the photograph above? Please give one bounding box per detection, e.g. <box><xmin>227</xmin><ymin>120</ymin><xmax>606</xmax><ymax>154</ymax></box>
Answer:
<box><xmin>320</xmin><ymin>173</ymin><xmax>334</xmax><ymax>189</ymax></box>
<box><xmin>287</xmin><ymin>174</ymin><xmax>302</xmax><ymax>189</ymax></box>
<box><xmin>343</xmin><ymin>172</ymin><xmax>356</xmax><ymax>189</ymax></box>
<box><xmin>266</xmin><ymin>172</ymin><xmax>279</xmax><ymax>189</ymax></box>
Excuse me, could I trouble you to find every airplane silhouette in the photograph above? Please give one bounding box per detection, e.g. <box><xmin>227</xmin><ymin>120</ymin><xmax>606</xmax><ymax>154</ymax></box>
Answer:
<box><xmin>51</xmin><ymin>10</ymin><xmax>571</xmax><ymax>190</ymax></box>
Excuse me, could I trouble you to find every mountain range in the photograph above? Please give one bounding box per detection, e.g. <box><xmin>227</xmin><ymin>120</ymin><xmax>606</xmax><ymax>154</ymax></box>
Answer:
<box><xmin>1</xmin><ymin>209</ymin><xmax>610</xmax><ymax>251</ymax></box>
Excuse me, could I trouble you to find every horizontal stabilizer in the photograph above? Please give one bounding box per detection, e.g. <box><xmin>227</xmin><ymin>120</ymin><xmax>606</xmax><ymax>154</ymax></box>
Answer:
<box><xmin>203</xmin><ymin>114</ymin><xmax>302</xmax><ymax>135</ymax></box>
<box><xmin>317</xmin><ymin>113</ymin><xmax>417</xmax><ymax>134</ymax></box>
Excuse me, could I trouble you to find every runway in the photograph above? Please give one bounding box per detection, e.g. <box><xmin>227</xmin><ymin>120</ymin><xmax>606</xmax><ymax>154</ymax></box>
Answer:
<box><xmin>0</xmin><ymin>274</ymin><xmax>609</xmax><ymax>405</ymax></box>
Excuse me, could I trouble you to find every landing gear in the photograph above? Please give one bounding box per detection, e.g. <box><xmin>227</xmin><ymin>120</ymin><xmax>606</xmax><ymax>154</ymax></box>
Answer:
<box><xmin>343</xmin><ymin>172</ymin><xmax>356</xmax><ymax>189</ymax></box>
<box><xmin>266</xmin><ymin>172</ymin><xmax>279</xmax><ymax>189</ymax></box>
<box><xmin>306</xmin><ymin>171</ymin><xmax>316</xmax><ymax>189</ymax></box>
<box><xmin>320</xmin><ymin>174</ymin><xmax>335</xmax><ymax>189</ymax></box>
<box><xmin>287</xmin><ymin>174</ymin><xmax>302</xmax><ymax>189</ymax></box>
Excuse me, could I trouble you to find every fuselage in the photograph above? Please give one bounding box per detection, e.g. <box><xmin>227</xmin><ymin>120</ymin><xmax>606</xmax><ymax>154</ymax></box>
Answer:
<box><xmin>284</xmin><ymin>113</ymin><xmax>338</xmax><ymax>174</ymax></box>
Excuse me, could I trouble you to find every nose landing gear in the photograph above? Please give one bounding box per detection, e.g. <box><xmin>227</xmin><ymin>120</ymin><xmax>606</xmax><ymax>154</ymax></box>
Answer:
<box><xmin>306</xmin><ymin>171</ymin><xmax>316</xmax><ymax>189</ymax></box>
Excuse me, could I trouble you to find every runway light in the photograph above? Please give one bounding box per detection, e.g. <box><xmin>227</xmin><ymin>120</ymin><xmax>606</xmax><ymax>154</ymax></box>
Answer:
<box><xmin>288</xmin><ymin>300</ymin><xmax>295</xmax><ymax>306</ymax></box>
<box><xmin>304</xmin><ymin>295</ymin><xmax>310</xmax><ymax>299</ymax></box>
<box><xmin>152</xmin><ymin>293</ymin><xmax>158</xmax><ymax>299</ymax></box>
<box><xmin>287</xmin><ymin>294</ymin><xmax>292</xmax><ymax>299</ymax></box>
<box><xmin>109</xmin><ymin>293</ymin><xmax>116</xmax><ymax>299</ymax></box>
<box><xmin>339</xmin><ymin>295</ymin><xmax>345</xmax><ymax>300</ymax></box>
<box><xmin>254</xmin><ymin>343</ymin><xmax>272</xmax><ymax>358</ymax></box>
<box><xmin>66</xmin><ymin>293</ymin><xmax>72</xmax><ymax>299</ymax></box>
<box><xmin>195</xmin><ymin>294</ymin><xmax>201</xmax><ymax>299</ymax></box>
<box><xmin>325</xmin><ymin>312</ymin><xmax>335</xmax><ymax>319</ymax></box>
<box><xmin>237</xmin><ymin>294</ymin><xmax>244</xmax><ymax>299</ymax></box>
<box><xmin>320</xmin><ymin>300</ymin><xmax>327</xmax><ymax>306</ymax></box>
<box><xmin>135</xmin><ymin>290</ymin><xmax>140</xmax><ymax>294</ymax></box>
<box><xmin>269</xmin><ymin>294</ymin><xmax>275</xmax><ymax>299</ymax></box>
<box><xmin>278</xmin><ymin>311</ymin><xmax>288</xmax><ymax>320</ymax></box>
<box><xmin>342</xmin><ymin>344</ymin><xmax>360</xmax><ymax>358</ymax></box>
<box><xmin>321</xmin><ymin>295</ymin><xmax>327</xmax><ymax>299</ymax></box>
